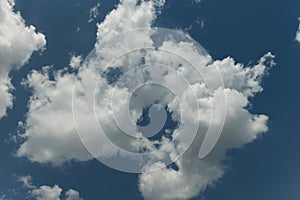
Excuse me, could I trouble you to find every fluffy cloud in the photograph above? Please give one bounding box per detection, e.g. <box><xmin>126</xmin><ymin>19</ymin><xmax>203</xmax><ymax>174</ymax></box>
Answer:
<box><xmin>18</xmin><ymin>175</ymin><xmax>82</xmax><ymax>200</ymax></box>
<box><xmin>96</xmin><ymin>0</ymin><xmax>166</xmax><ymax>42</ymax></box>
<box><xmin>17</xmin><ymin>68</ymin><xmax>91</xmax><ymax>165</ymax></box>
<box><xmin>138</xmin><ymin>50</ymin><xmax>274</xmax><ymax>199</ymax></box>
<box><xmin>16</xmin><ymin>0</ymin><xmax>274</xmax><ymax>199</ymax></box>
<box><xmin>31</xmin><ymin>185</ymin><xmax>62</xmax><ymax>200</ymax></box>
<box><xmin>0</xmin><ymin>0</ymin><xmax>46</xmax><ymax>119</ymax></box>
<box><xmin>296</xmin><ymin>17</ymin><xmax>300</xmax><ymax>43</ymax></box>
<box><xmin>139</xmin><ymin>88</ymin><xmax>269</xmax><ymax>199</ymax></box>
<box><xmin>65</xmin><ymin>189</ymin><xmax>82</xmax><ymax>200</ymax></box>
<box><xmin>0</xmin><ymin>76</ymin><xmax>13</xmax><ymax>118</ymax></box>
<box><xmin>17</xmin><ymin>0</ymin><xmax>161</xmax><ymax>166</ymax></box>
<box><xmin>193</xmin><ymin>0</ymin><xmax>202</xmax><ymax>4</ymax></box>
<box><xmin>69</xmin><ymin>54</ymin><xmax>83</xmax><ymax>69</ymax></box>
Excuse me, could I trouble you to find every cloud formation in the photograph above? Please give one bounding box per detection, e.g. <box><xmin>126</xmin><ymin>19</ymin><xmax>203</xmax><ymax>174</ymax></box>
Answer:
<box><xmin>296</xmin><ymin>17</ymin><xmax>300</xmax><ymax>43</ymax></box>
<box><xmin>17</xmin><ymin>67</ymin><xmax>91</xmax><ymax>164</ymax></box>
<box><xmin>0</xmin><ymin>0</ymin><xmax>46</xmax><ymax>119</ymax></box>
<box><xmin>138</xmin><ymin>58</ymin><xmax>272</xmax><ymax>199</ymax></box>
<box><xmin>17</xmin><ymin>0</ymin><xmax>162</xmax><ymax>166</ymax></box>
<box><xmin>16</xmin><ymin>0</ymin><xmax>274</xmax><ymax>199</ymax></box>
<box><xmin>31</xmin><ymin>185</ymin><xmax>62</xmax><ymax>200</ymax></box>
<box><xmin>88</xmin><ymin>3</ymin><xmax>101</xmax><ymax>23</ymax></box>
<box><xmin>18</xmin><ymin>175</ymin><xmax>82</xmax><ymax>200</ymax></box>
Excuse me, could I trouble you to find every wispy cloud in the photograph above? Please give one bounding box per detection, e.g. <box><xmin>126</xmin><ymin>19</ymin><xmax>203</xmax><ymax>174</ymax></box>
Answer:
<box><xmin>18</xmin><ymin>175</ymin><xmax>82</xmax><ymax>200</ymax></box>
<box><xmin>88</xmin><ymin>2</ymin><xmax>101</xmax><ymax>23</ymax></box>
<box><xmin>295</xmin><ymin>17</ymin><xmax>300</xmax><ymax>43</ymax></box>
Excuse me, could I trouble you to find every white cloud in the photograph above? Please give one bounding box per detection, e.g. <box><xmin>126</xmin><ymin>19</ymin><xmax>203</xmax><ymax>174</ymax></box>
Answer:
<box><xmin>295</xmin><ymin>17</ymin><xmax>300</xmax><ymax>43</ymax></box>
<box><xmin>0</xmin><ymin>0</ymin><xmax>46</xmax><ymax>119</ymax></box>
<box><xmin>18</xmin><ymin>175</ymin><xmax>82</xmax><ymax>200</ymax></box>
<box><xmin>96</xmin><ymin>0</ymin><xmax>156</xmax><ymax>40</ymax></box>
<box><xmin>31</xmin><ymin>185</ymin><xmax>62</xmax><ymax>200</ymax></box>
<box><xmin>139</xmin><ymin>88</ymin><xmax>270</xmax><ymax>200</ymax></box>
<box><xmin>65</xmin><ymin>189</ymin><xmax>82</xmax><ymax>200</ymax></box>
<box><xmin>16</xmin><ymin>0</ymin><xmax>274</xmax><ymax>199</ymax></box>
<box><xmin>69</xmin><ymin>54</ymin><xmax>82</xmax><ymax>69</ymax></box>
<box><xmin>88</xmin><ymin>3</ymin><xmax>101</xmax><ymax>23</ymax></box>
<box><xmin>0</xmin><ymin>76</ymin><xmax>13</xmax><ymax>118</ymax></box>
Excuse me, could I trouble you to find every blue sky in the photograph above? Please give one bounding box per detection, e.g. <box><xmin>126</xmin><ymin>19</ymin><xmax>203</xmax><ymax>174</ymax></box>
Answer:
<box><xmin>0</xmin><ymin>0</ymin><xmax>300</xmax><ymax>199</ymax></box>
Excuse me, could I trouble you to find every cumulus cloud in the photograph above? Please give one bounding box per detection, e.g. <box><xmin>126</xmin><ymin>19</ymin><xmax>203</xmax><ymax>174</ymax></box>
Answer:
<box><xmin>69</xmin><ymin>54</ymin><xmax>82</xmax><ymax>69</ymax></box>
<box><xmin>0</xmin><ymin>0</ymin><xmax>46</xmax><ymax>119</ymax></box>
<box><xmin>65</xmin><ymin>189</ymin><xmax>82</xmax><ymax>200</ymax></box>
<box><xmin>18</xmin><ymin>175</ymin><xmax>82</xmax><ymax>200</ymax></box>
<box><xmin>16</xmin><ymin>0</ymin><xmax>274</xmax><ymax>199</ymax></box>
<box><xmin>17</xmin><ymin>0</ymin><xmax>161</xmax><ymax>166</ymax></box>
<box><xmin>17</xmin><ymin>67</ymin><xmax>91</xmax><ymax>165</ymax></box>
<box><xmin>31</xmin><ymin>185</ymin><xmax>62</xmax><ymax>200</ymax></box>
<box><xmin>96</xmin><ymin>0</ymin><xmax>157</xmax><ymax>40</ymax></box>
<box><xmin>295</xmin><ymin>17</ymin><xmax>300</xmax><ymax>43</ymax></box>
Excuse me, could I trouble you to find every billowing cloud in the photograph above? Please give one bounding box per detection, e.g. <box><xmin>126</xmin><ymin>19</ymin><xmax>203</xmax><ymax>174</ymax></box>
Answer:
<box><xmin>96</xmin><ymin>0</ymin><xmax>157</xmax><ymax>40</ymax></box>
<box><xmin>0</xmin><ymin>0</ymin><xmax>46</xmax><ymax>119</ymax></box>
<box><xmin>17</xmin><ymin>0</ymin><xmax>162</xmax><ymax>166</ymax></box>
<box><xmin>296</xmin><ymin>17</ymin><xmax>300</xmax><ymax>43</ymax></box>
<box><xmin>17</xmin><ymin>68</ymin><xmax>91</xmax><ymax>165</ymax></box>
<box><xmin>18</xmin><ymin>175</ymin><xmax>82</xmax><ymax>200</ymax></box>
<box><xmin>138</xmin><ymin>62</ymin><xmax>271</xmax><ymax>199</ymax></box>
<box><xmin>16</xmin><ymin>0</ymin><xmax>274</xmax><ymax>199</ymax></box>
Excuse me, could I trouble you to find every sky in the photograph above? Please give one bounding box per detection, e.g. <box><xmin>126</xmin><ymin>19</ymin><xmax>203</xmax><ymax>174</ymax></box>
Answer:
<box><xmin>0</xmin><ymin>0</ymin><xmax>300</xmax><ymax>199</ymax></box>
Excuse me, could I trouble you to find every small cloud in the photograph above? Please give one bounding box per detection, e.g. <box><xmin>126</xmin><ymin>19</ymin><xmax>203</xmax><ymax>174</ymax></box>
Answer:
<box><xmin>18</xmin><ymin>175</ymin><xmax>34</xmax><ymax>189</ymax></box>
<box><xmin>65</xmin><ymin>189</ymin><xmax>82</xmax><ymax>200</ymax></box>
<box><xmin>196</xmin><ymin>17</ymin><xmax>205</xmax><ymax>29</ymax></box>
<box><xmin>88</xmin><ymin>3</ymin><xmax>101</xmax><ymax>23</ymax></box>
<box><xmin>0</xmin><ymin>0</ymin><xmax>46</xmax><ymax>119</ymax></box>
<box><xmin>17</xmin><ymin>175</ymin><xmax>83</xmax><ymax>200</ymax></box>
<box><xmin>69</xmin><ymin>54</ymin><xmax>83</xmax><ymax>69</ymax></box>
<box><xmin>16</xmin><ymin>1</ymin><xmax>274</xmax><ymax>199</ymax></box>
<box><xmin>295</xmin><ymin>17</ymin><xmax>300</xmax><ymax>43</ymax></box>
